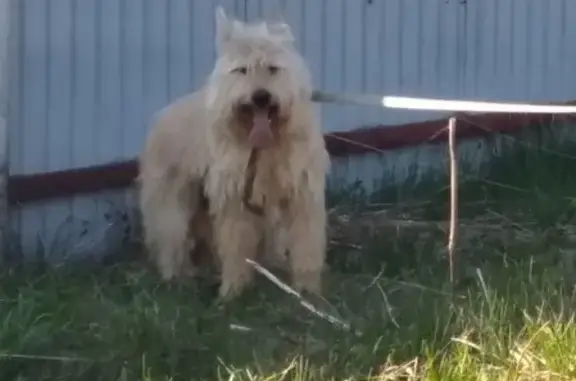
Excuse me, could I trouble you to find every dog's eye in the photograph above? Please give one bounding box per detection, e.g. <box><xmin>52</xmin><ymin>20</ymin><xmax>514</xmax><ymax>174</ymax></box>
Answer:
<box><xmin>268</xmin><ymin>65</ymin><xmax>280</xmax><ymax>75</ymax></box>
<box><xmin>231</xmin><ymin>67</ymin><xmax>247</xmax><ymax>75</ymax></box>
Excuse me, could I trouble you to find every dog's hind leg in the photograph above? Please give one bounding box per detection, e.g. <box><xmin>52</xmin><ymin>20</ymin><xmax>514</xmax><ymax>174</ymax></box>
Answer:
<box><xmin>188</xmin><ymin>184</ymin><xmax>215</xmax><ymax>271</ymax></box>
<box><xmin>140</xmin><ymin>174</ymin><xmax>200</xmax><ymax>280</ymax></box>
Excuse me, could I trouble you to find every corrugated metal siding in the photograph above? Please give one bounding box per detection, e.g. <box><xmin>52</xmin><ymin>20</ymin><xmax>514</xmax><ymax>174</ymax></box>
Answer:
<box><xmin>7</xmin><ymin>0</ymin><xmax>576</xmax><ymax>259</ymax></box>
<box><xmin>338</xmin><ymin>0</ymin><xmax>576</xmax><ymax>189</ymax></box>
<box><xmin>0</xmin><ymin>0</ymin><xmax>9</xmax><ymax>266</ymax></box>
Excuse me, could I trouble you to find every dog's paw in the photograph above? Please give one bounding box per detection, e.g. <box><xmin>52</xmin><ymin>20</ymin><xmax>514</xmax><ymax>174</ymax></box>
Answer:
<box><xmin>292</xmin><ymin>272</ymin><xmax>323</xmax><ymax>296</ymax></box>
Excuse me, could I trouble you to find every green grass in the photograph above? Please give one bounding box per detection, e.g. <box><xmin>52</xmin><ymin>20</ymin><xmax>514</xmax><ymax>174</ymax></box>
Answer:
<box><xmin>3</xmin><ymin>125</ymin><xmax>576</xmax><ymax>380</ymax></box>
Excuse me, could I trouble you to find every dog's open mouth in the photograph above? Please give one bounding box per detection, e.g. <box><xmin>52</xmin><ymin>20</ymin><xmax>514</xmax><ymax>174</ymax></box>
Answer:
<box><xmin>238</xmin><ymin>104</ymin><xmax>280</xmax><ymax>149</ymax></box>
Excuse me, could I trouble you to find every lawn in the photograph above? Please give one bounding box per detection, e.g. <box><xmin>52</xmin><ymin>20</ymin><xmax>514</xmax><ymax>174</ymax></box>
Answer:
<box><xmin>2</xmin><ymin>125</ymin><xmax>576</xmax><ymax>380</ymax></box>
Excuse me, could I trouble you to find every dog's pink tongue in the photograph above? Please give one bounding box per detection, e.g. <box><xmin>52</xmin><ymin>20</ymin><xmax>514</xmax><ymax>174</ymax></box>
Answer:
<box><xmin>248</xmin><ymin>113</ymin><xmax>274</xmax><ymax>149</ymax></box>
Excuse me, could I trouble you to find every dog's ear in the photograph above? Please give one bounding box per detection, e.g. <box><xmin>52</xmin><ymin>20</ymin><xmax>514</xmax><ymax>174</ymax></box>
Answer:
<box><xmin>268</xmin><ymin>22</ymin><xmax>294</xmax><ymax>44</ymax></box>
<box><xmin>215</xmin><ymin>6</ymin><xmax>233</xmax><ymax>50</ymax></box>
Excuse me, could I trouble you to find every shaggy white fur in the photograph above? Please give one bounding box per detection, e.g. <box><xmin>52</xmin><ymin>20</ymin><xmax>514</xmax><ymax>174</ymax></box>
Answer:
<box><xmin>138</xmin><ymin>7</ymin><xmax>330</xmax><ymax>299</ymax></box>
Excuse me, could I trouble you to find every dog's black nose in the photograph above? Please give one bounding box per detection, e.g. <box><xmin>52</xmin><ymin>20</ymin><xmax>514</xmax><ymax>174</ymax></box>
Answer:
<box><xmin>251</xmin><ymin>89</ymin><xmax>272</xmax><ymax>108</ymax></box>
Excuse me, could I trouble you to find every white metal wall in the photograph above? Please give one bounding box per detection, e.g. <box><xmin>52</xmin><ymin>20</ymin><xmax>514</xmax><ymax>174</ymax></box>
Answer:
<box><xmin>6</xmin><ymin>0</ymin><xmax>576</xmax><ymax>260</ymax></box>
<box><xmin>0</xmin><ymin>0</ymin><xmax>9</xmax><ymax>263</ymax></box>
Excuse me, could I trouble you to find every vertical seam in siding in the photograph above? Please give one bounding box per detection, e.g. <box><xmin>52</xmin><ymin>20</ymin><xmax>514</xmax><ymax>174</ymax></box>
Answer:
<box><xmin>142</xmin><ymin>0</ymin><xmax>148</xmax><ymax>112</ymax></box>
<box><xmin>360</xmin><ymin>0</ymin><xmax>366</xmax><ymax>92</ymax></box>
<box><xmin>69</xmin><ymin>0</ymin><xmax>77</xmax><ymax>168</ymax></box>
<box><xmin>398</xmin><ymin>0</ymin><xmax>403</xmax><ymax>91</ymax></box>
<box><xmin>492</xmin><ymin>0</ymin><xmax>497</xmax><ymax>79</ymax></box>
<box><xmin>508</xmin><ymin>0</ymin><xmax>513</xmax><ymax>76</ymax></box>
<box><xmin>300</xmin><ymin>0</ymin><xmax>306</xmax><ymax>55</ymax></box>
<box><xmin>435</xmin><ymin>0</ymin><xmax>441</xmax><ymax>92</ymax></box>
<box><xmin>44</xmin><ymin>1</ymin><xmax>50</xmax><ymax>173</ymax></box>
<box><xmin>379</xmin><ymin>0</ymin><xmax>386</xmax><ymax>91</ymax></box>
<box><xmin>460</xmin><ymin>0</ymin><xmax>467</xmax><ymax>97</ymax></box>
<box><xmin>119</xmin><ymin>0</ymin><xmax>126</xmax><ymax>154</ymax></box>
<box><xmin>165</xmin><ymin>0</ymin><xmax>171</xmax><ymax>100</ymax></box>
<box><xmin>15</xmin><ymin>0</ymin><xmax>24</xmax><ymax>174</ymax></box>
<box><xmin>189</xmin><ymin>0</ymin><xmax>194</xmax><ymax>87</ymax></box>
<box><xmin>416</xmin><ymin>0</ymin><xmax>423</xmax><ymax>90</ymax></box>
<box><xmin>524</xmin><ymin>0</ymin><xmax>531</xmax><ymax>97</ymax></box>
<box><xmin>94</xmin><ymin>0</ymin><xmax>102</xmax><ymax>162</ymax></box>
<box><xmin>340</xmin><ymin>0</ymin><xmax>345</xmax><ymax>90</ymax></box>
<box><xmin>320</xmin><ymin>0</ymin><xmax>326</xmax><ymax>89</ymax></box>
<box><xmin>542</xmin><ymin>0</ymin><xmax>548</xmax><ymax>94</ymax></box>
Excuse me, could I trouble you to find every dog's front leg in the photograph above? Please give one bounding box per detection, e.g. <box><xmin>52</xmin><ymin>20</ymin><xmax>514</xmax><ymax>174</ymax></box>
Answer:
<box><xmin>285</xmin><ymin>189</ymin><xmax>327</xmax><ymax>295</ymax></box>
<box><xmin>213</xmin><ymin>203</ymin><xmax>262</xmax><ymax>299</ymax></box>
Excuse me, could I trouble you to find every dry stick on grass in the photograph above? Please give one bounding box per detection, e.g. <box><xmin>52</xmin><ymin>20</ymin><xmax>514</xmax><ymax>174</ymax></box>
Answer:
<box><xmin>447</xmin><ymin>116</ymin><xmax>459</xmax><ymax>286</ymax></box>
<box><xmin>246</xmin><ymin>258</ymin><xmax>356</xmax><ymax>334</ymax></box>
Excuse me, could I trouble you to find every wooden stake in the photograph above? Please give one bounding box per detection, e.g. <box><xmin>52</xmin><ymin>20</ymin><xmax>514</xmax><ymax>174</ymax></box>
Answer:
<box><xmin>447</xmin><ymin>117</ymin><xmax>458</xmax><ymax>285</ymax></box>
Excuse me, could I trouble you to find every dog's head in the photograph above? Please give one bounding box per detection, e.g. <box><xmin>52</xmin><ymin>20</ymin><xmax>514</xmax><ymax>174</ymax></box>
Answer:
<box><xmin>205</xmin><ymin>7</ymin><xmax>313</xmax><ymax>149</ymax></box>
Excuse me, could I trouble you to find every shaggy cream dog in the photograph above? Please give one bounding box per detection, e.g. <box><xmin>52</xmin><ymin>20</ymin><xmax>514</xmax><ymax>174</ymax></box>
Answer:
<box><xmin>138</xmin><ymin>7</ymin><xmax>330</xmax><ymax>299</ymax></box>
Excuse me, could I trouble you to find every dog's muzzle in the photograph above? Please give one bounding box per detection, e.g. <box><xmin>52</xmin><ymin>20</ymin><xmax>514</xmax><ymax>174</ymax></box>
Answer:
<box><xmin>237</xmin><ymin>88</ymin><xmax>281</xmax><ymax>150</ymax></box>
<box><xmin>251</xmin><ymin>88</ymin><xmax>272</xmax><ymax>108</ymax></box>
